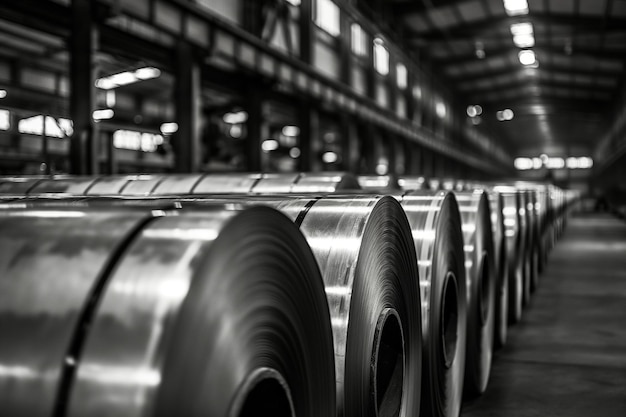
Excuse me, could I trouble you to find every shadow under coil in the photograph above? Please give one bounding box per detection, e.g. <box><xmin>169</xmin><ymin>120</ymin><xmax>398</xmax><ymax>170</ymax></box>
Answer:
<box><xmin>454</xmin><ymin>191</ymin><xmax>496</xmax><ymax>397</ymax></box>
<box><xmin>493</xmin><ymin>186</ymin><xmax>524</xmax><ymax>324</ymax></box>
<box><xmin>274</xmin><ymin>195</ymin><xmax>421</xmax><ymax>417</ymax></box>
<box><xmin>0</xmin><ymin>205</ymin><xmax>336</xmax><ymax>417</ymax></box>
<box><xmin>400</xmin><ymin>190</ymin><xmax>467</xmax><ymax>417</ymax></box>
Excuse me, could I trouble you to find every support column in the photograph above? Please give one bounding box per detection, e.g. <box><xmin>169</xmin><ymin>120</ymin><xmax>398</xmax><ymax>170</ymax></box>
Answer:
<box><xmin>173</xmin><ymin>40</ymin><xmax>201</xmax><ymax>173</ymax></box>
<box><xmin>69</xmin><ymin>0</ymin><xmax>98</xmax><ymax>175</ymax></box>
<box><xmin>299</xmin><ymin>99</ymin><xmax>313</xmax><ymax>172</ymax></box>
<box><xmin>246</xmin><ymin>86</ymin><xmax>263</xmax><ymax>171</ymax></box>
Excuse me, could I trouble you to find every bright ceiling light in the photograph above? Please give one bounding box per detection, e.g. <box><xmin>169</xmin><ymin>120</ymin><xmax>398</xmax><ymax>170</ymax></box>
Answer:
<box><xmin>511</xmin><ymin>22</ymin><xmax>535</xmax><ymax>48</ymax></box>
<box><xmin>261</xmin><ymin>139</ymin><xmax>279</xmax><ymax>152</ymax></box>
<box><xmin>95</xmin><ymin>67</ymin><xmax>161</xmax><ymax>90</ymax></box>
<box><xmin>93</xmin><ymin>109</ymin><xmax>114</xmax><ymax>120</ymax></box>
<box><xmin>0</xmin><ymin>89</ymin><xmax>7</xmax><ymax>99</ymax></box>
<box><xmin>518</xmin><ymin>50</ymin><xmax>536</xmax><ymax>66</ymax></box>
<box><xmin>504</xmin><ymin>0</ymin><xmax>529</xmax><ymax>16</ymax></box>
<box><xmin>223</xmin><ymin>111</ymin><xmax>248</xmax><ymax>124</ymax></box>
<box><xmin>513</xmin><ymin>34</ymin><xmax>535</xmax><ymax>48</ymax></box>
<box><xmin>502</xmin><ymin>109</ymin><xmax>514</xmax><ymax>120</ymax></box>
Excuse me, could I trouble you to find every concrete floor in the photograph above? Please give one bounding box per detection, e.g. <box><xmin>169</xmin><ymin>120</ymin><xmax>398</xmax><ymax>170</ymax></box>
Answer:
<box><xmin>462</xmin><ymin>213</ymin><xmax>626</xmax><ymax>417</ymax></box>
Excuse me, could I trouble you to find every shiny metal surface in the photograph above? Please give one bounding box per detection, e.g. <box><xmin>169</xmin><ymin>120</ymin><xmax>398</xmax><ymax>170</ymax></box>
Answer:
<box><xmin>0</xmin><ymin>177</ymin><xmax>44</xmax><ymax>194</ymax></box>
<box><xmin>494</xmin><ymin>186</ymin><xmax>524</xmax><ymax>324</ymax></box>
<box><xmin>455</xmin><ymin>190</ymin><xmax>496</xmax><ymax>397</ymax></box>
<box><xmin>0</xmin><ymin>207</ymin><xmax>151</xmax><ymax>417</ymax></box>
<box><xmin>65</xmin><ymin>206</ymin><xmax>335</xmax><ymax>417</ymax></box>
<box><xmin>193</xmin><ymin>173</ymin><xmax>263</xmax><ymax>193</ymax></box>
<box><xmin>400</xmin><ymin>190</ymin><xmax>467</xmax><ymax>417</ymax></box>
<box><xmin>119</xmin><ymin>175</ymin><xmax>163</xmax><ymax>196</ymax></box>
<box><xmin>275</xmin><ymin>195</ymin><xmax>421</xmax><ymax>417</ymax></box>
<box><xmin>28</xmin><ymin>176</ymin><xmax>99</xmax><ymax>195</ymax></box>
<box><xmin>150</xmin><ymin>174</ymin><xmax>204</xmax><ymax>195</ymax></box>
<box><xmin>250</xmin><ymin>173</ymin><xmax>301</xmax><ymax>193</ymax></box>
<box><xmin>485</xmin><ymin>189</ymin><xmax>508</xmax><ymax>348</ymax></box>
<box><xmin>86</xmin><ymin>177</ymin><xmax>133</xmax><ymax>195</ymax></box>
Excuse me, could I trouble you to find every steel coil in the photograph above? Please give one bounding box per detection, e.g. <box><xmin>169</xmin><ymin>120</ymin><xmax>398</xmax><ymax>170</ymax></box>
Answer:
<box><xmin>193</xmin><ymin>173</ymin><xmax>263</xmax><ymax>194</ymax></box>
<box><xmin>0</xmin><ymin>177</ymin><xmax>44</xmax><ymax>194</ymax></box>
<box><xmin>484</xmin><ymin>189</ymin><xmax>508</xmax><ymax>348</ymax></box>
<box><xmin>275</xmin><ymin>195</ymin><xmax>422</xmax><ymax>417</ymax></box>
<box><xmin>0</xmin><ymin>207</ymin><xmax>152</xmax><ymax>417</ymax></box>
<box><xmin>400</xmin><ymin>190</ymin><xmax>467</xmax><ymax>417</ymax></box>
<box><xmin>289</xmin><ymin>172</ymin><xmax>360</xmax><ymax>193</ymax></box>
<box><xmin>0</xmin><ymin>205</ymin><xmax>336</xmax><ymax>417</ymax></box>
<box><xmin>27</xmin><ymin>176</ymin><xmax>99</xmax><ymax>195</ymax></box>
<box><xmin>494</xmin><ymin>186</ymin><xmax>524</xmax><ymax>324</ymax></box>
<box><xmin>454</xmin><ymin>190</ymin><xmax>495</xmax><ymax>397</ymax></box>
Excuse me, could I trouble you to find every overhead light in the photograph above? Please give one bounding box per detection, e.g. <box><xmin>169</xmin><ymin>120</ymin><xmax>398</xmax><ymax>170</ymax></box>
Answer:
<box><xmin>95</xmin><ymin>67</ymin><xmax>161</xmax><ymax>90</ymax></box>
<box><xmin>160</xmin><ymin>122</ymin><xmax>178</xmax><ymax>135</ymax></box>
<box><xmin>518</xmin><ymin>50</ymin><xmax>536</xmax><ymax>66</ymax></box>
<box><xmin>0</xmin><ymin>89</ymin><xmax>7</xmax><ymax>99</ymax></box>
<box><xmin>289</xmin><ymin>147</ymin><xmax>301</xmax><ymax>158</ymax></box>
<box><xmin>93</xmin><ymin>109</ymin><xmax>114</xmax><ymax>120</ymax></box>
<box><xmin>504</xmin><ymin>0</ymin><xmax>529</xmax><ymax>16</ymax></box>
<box><xmin>510</xmin><ymin>22</ymin><xmax>535</xmax><ymax>48</ymax></box>
<box><xmin>466</xmin><ymin>104</ymin><xmax>483</xmax><ymax>117</ymax></box>
<box><xmin>223</xmin><ymin>111</ymin><xmax>248</xmax><ymax>124</ymax></box>
<box><xmin>282</xmin><ymin>125</ymin><xmax>300</xmax><ymax>137</ymax></box>
<box><xmin>496</xmin><ymin>109</ymin><xmax>514</xmax><ymax>121</ymax></box>
<box><xmin>261</xmin><ymin>139</ymin><xmax>279</xmax><ymax>152</ymax></box>
<box><xmin>475</xmin><ymin>41</ymin><xmax>485</xmax><ymax>59</ymax></box>
<box><xmin>322</xmin><ymin>151</ymin><xmax>338</xmax><ymax>164</ymax></box>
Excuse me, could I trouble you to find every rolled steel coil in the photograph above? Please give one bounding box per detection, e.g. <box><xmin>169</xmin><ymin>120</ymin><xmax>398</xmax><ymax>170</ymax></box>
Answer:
<box><xmin>485</xmin><ymin>189</ymin><xmax>508</xmax><ymax>348</ymax></box>
<box><xmin>493</xmin><ymin>186</ymin><xmax>524</xmax><ymax>324</ymax></box>
<box><xmin>289</xmin><ymin>172</ymin><xmax>360</xmax><ymax>193</ymax></box>
<box><xmin>454</xmin><ymin>190</ymin><xmax>495</xmax><ymax>397</ymax></box>
<box><xmin>194</xmin><ymin>173</ymin><xmax>263</xmax><ymax>193</ymax></box>
<box><xmin>8</xmin><ymin>193</ymin><xmax>421</xmax><ymax>417</ymax></box>
<box><xmin>0</xmin><ymin>176</ymin><xmax>45</xmax><ymax>194</ymax></box>
<box><xmin>517</xmin><ymin>190</ymin><xmax>533</xmax><ymax>307</ymax></box>
<box><xmin>274</xmin><ymin>195</ymin><xmax>422</xmax><ymax>417</ymax></box>
<box><xmin>0</xmin><ymin>205</ymin><xmax>336</xmax><ymax>417</ymax></box>
<box><xmin>400</xmin><ymin>191</ymin><xmax>467</xmax><ymax>417</ymax></box>
<box><xmin>27</xmin><ymin>176</ymin><xmax>99</xmax><ymax>195</ymax></box>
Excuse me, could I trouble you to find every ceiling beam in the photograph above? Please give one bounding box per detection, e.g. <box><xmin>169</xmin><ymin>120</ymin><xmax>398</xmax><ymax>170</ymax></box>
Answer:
<box><xmin>465</xmin><ymin>77</ymin><xmax>614</xmax><ymax>94</ymax></box>
<box><xmin>426</xmin><ymin>44</ymin><xmax>625</xmax><ymax>65</ymax></box>
<box><xmin>467</xmin><ymin>85</ymin><xmax>612</xmax><ymax>103</ymax></box>
<box><xmin>447</xmin><ymin>63</ymin><xmax>621</xmax><ymax>83</ymax></box>
<box><xmin>403</xmin><ymin>11</ymin><xmax>626</xmax><ymax>38</ymax></box>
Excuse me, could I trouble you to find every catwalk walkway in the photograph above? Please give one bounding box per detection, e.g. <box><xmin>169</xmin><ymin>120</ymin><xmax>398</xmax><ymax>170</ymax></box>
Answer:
<box><xmin>463</xmin><ymin>212</ymin><xmax>626</xmax><ymax>417</ymax></box>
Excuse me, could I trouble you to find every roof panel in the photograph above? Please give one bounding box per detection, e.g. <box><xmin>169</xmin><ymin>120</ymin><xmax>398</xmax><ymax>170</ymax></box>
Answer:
<box><xmin>428</xmin><ymin>7</ymin><xmax>460</xmax><ymax>29</ymax></box>
<box><xmin>528</xmin><ymin>0</ymin><xmax>545</xmax><ymax>12</ymax></box>
<box><xmin>579</xmin><ymin>0</ymin><xmax>607</xmax><ymax>16</ymax></box>
<box><xmin>549</xmin><ymin>0</ymin><xmax>576</xmax><ymax>14</ymax></box>
<box><xmin>457</xmin><ymin>0</ymin><xmax>488</xmax><ymax>21</ymax></box>
<box><xmin>403</xmin><ymin>15</ymin><xmax>431</xmax><ymax>33</ymax></box>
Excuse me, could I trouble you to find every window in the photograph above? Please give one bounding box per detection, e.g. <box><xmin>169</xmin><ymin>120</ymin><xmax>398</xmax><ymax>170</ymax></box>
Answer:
<box><xmin>314</xmin><ymin>0</ymin><xmax>340</xmax><ymax>37</ymax></box>
<box><xmin>351</xmin><ymin>23</ymin><xmax>368</xmax><ymax>56</ymax></box>
<box><xmin>373</xmin><ymin>38</ymin><xmax>389</xmax><ymax>75</ymax></box>
<box><xmin>0</xmin><ymin>109</ymin><xmax>9</xmax><ymax>131</ymax></box>
<box><xmin>396</xmin><ymin>63</ymin><xmax>408</xmax><ymax>89</ymax></box>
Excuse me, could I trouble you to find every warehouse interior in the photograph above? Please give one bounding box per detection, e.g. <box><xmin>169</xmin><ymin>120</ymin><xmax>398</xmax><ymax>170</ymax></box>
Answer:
<box><xmin>0</xmin><ymin>0</ymin><xmax>624</xmax><ymax>416</ymax></box>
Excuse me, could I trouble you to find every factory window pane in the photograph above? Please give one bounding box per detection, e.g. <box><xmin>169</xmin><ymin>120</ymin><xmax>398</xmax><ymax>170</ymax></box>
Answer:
<box><xmin>351</xmin><ymin>23</ymin><xmax>368</xmax><ymax>56</ymax></box>
<box><xmin>314</xmin><ymin>0</ymin><xmax>340</xmax><ymax>37</ymax></box>
<box><xmin>373</xmin><ymin>38</ymin><xmax>389</xmax><ymax>75</ymax></box>
<box><xmin>0</xmin><ymin>109</ymin><xmax>9</xmax><ymax>131</ymax></box>
<box><xmin>396</xmin><ymin>63</ymin><xmax>407</xmax><ymax>89</ymax></box>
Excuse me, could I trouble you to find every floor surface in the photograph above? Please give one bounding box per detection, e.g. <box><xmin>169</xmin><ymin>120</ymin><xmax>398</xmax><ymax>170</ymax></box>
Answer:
<box><xmin>462</xmin><ymin>212</ymin><xmax>626</xmax><ymax>417</ymax></box>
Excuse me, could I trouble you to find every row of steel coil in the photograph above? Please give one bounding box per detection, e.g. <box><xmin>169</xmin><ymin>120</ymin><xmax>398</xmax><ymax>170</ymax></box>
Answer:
<box><xmin>0</xmin><ymin>173</ymin><xmax>579</xmax><ymax>417</ymax></box>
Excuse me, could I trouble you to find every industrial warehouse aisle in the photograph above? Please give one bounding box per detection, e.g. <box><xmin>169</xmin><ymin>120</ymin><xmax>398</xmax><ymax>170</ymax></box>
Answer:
<box><xmin>463</xmin><ymin>213</ymin><xmax>626</xmax><ymax>417</ymax></box>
